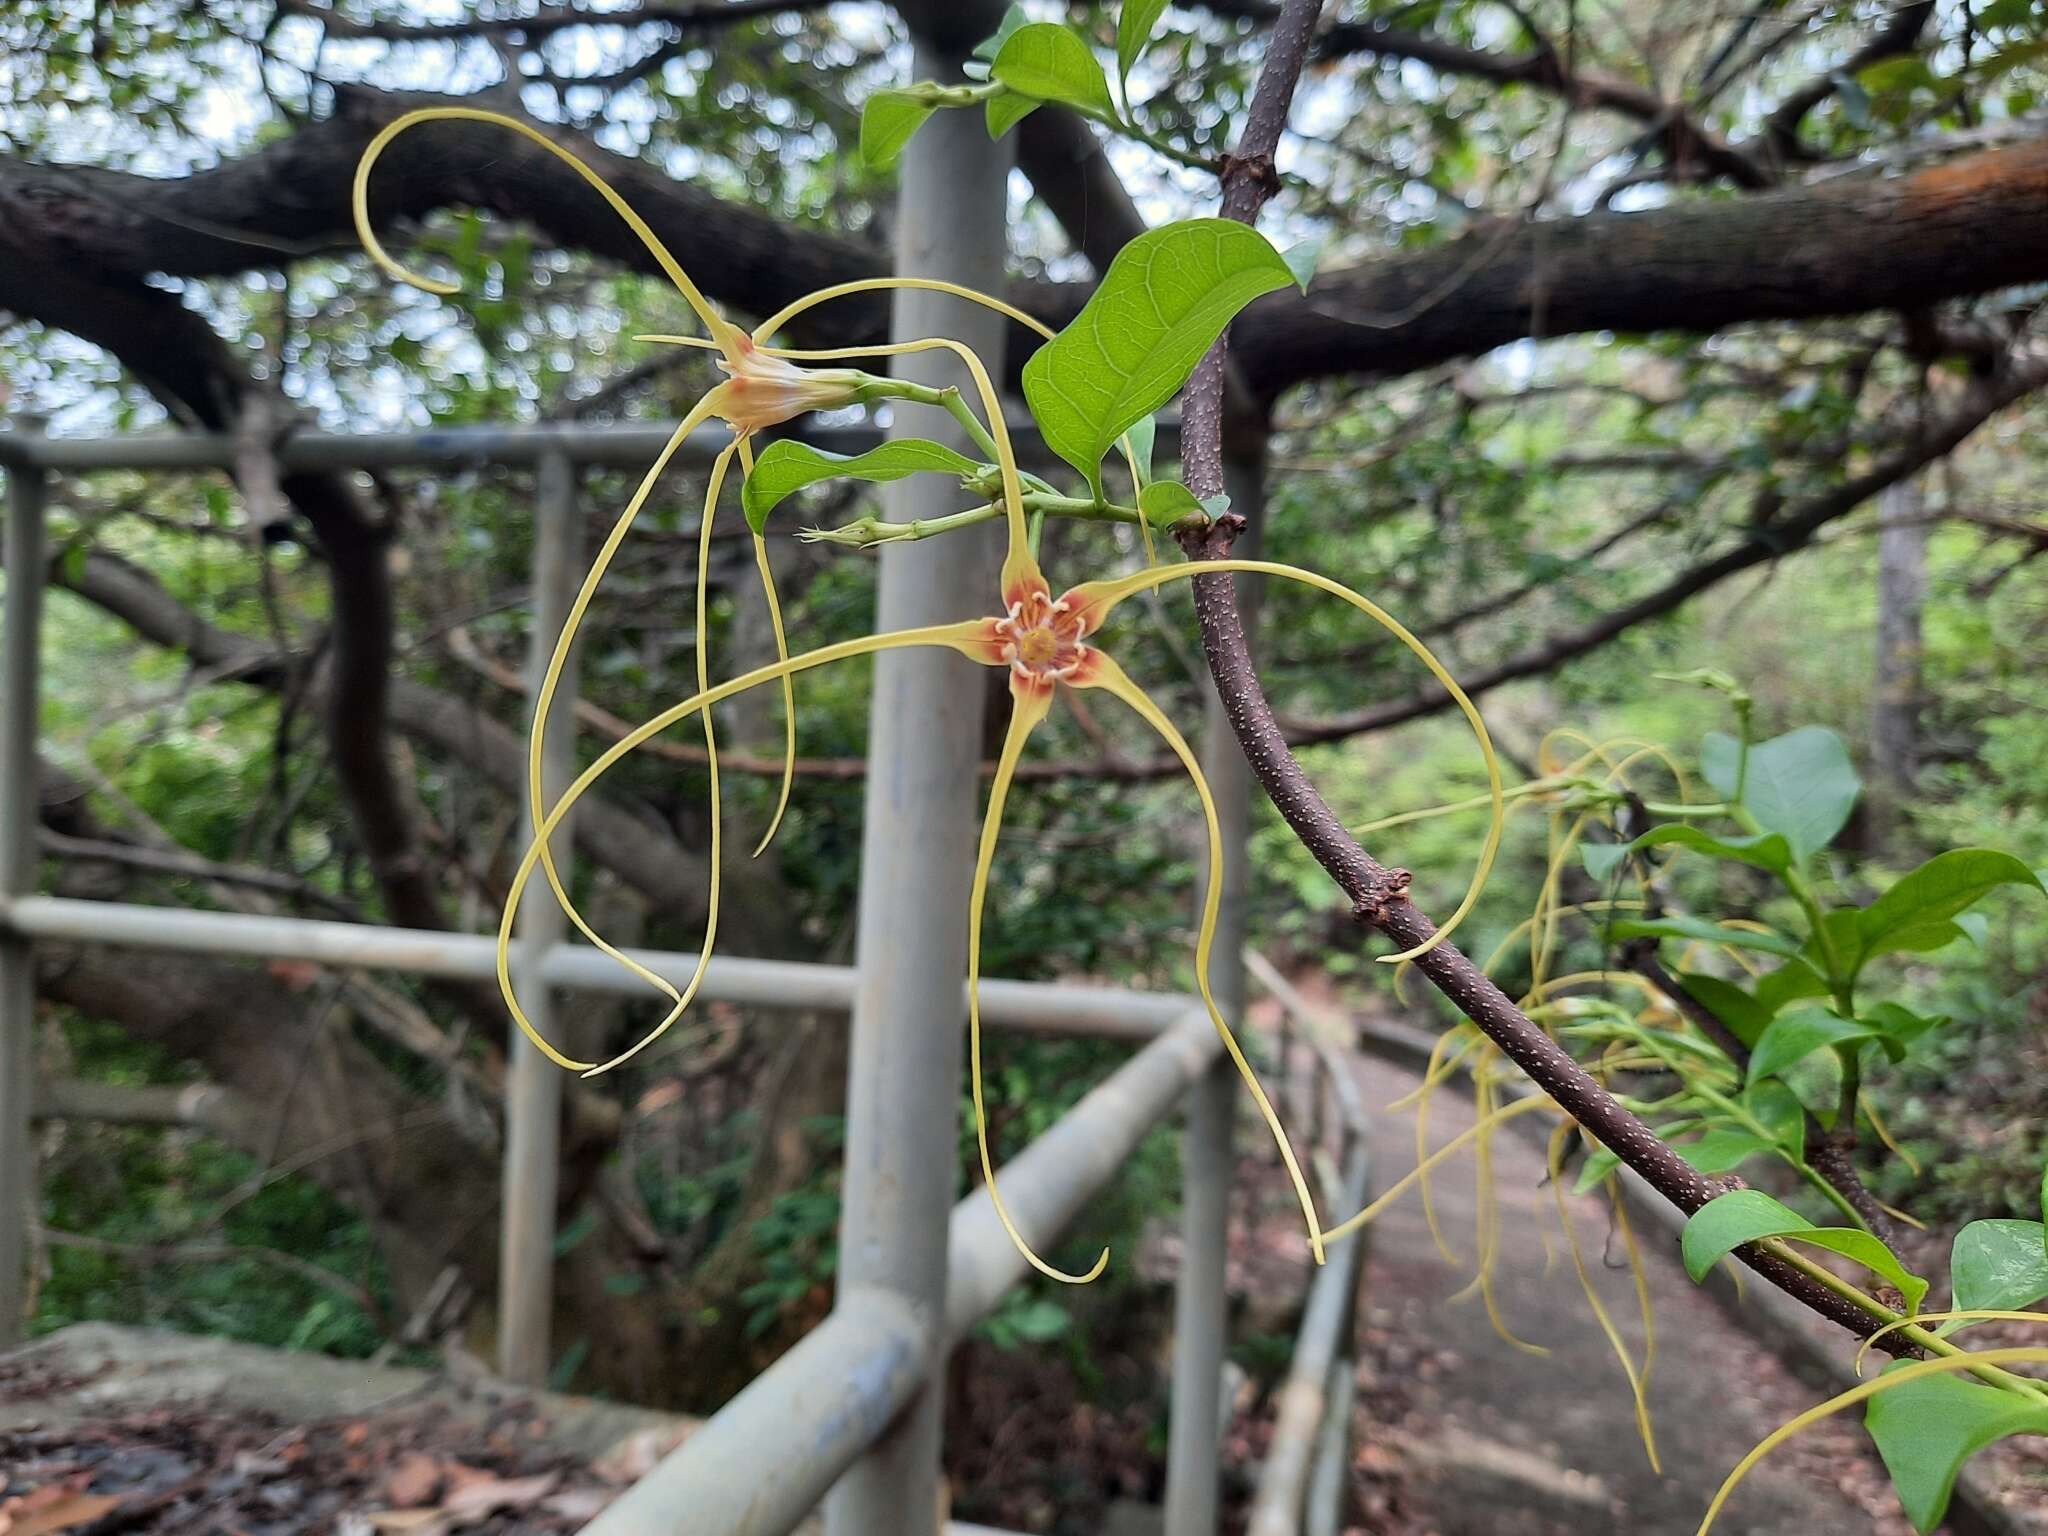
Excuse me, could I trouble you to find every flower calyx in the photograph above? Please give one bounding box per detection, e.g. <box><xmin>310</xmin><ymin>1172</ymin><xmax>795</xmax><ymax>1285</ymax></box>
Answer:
<box><xmin>697</xmin><ymin>331</ymin><xmax>870</xmax><ymax>436</ymax></box>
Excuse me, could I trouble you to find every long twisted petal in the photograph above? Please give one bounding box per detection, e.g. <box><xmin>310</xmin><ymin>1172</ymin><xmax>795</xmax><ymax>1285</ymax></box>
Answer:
<box><xmin>1063</xmin><ymin>557</ymin><xmax>1505</xmax><ymax>964</ymax></box>
<box><xmin>496</xmin><ymin>621</ymin><xmax>992</xmax><ymax>1071</ymax></box>
<box><xmin>966</xmin><ymin>683</ymin><xmax>1110</xmax><ymax>1284</ymax></box>
<box><xmin>1072</xmin><ymin>651</ymin><xmax>1326</xmax><ymax>1264</ymax></box>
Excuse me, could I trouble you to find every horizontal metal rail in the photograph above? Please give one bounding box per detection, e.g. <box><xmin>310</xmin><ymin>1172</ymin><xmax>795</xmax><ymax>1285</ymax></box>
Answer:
<box><xmin>0</xmin><ymin>895</ymin><xmax>1189</xmax><ymax>1040</ymax></box>
<box><xmin>583</xmin><ymin>1010</ymin><xmax>1220</xmax><ymax>1536</ymax></box>
<box><xmin>0</xmin><ymin>419</ymin><xmax>1179</xmax><ymax>474</ymax></box>
<box><xmin>1245</xmin><ymin>1141</ymin><xmax>1372</xmax><ymax>1536</ymax></box>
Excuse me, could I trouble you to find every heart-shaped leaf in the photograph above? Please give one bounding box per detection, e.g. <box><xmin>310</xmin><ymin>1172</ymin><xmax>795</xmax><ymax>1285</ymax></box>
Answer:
<box><xmin>1866</xmin><ymin>1368</ymin><xmax>2048</xmax><ymax>1532</ymax></box>
<box><xmin>742</xmin><ymin>438</ymin><xmax>982</xmax><ymax>533</ymax></box>
<box><xmin>1022</xmin><ymin>219</ymin><xmax>1294</xmax><ymax>495</ymax></box>
<box><xmin>1280</xmin><ymin>240</ymin><xmax>1321</xmax><ymax>290</ymax></box>
<box><xmin>1682</xmin><ymin>1189</ymin><xmax>1928</xmax><ymax>1311</ymax></box>
<box><xmin>992</xmin><ymin>23</ymin><xmax>1116</xmax><ymax>118</ymax></box>
<box><xmin>1702</xmin><ymin>726</ymin><xmax>1860</xmax><ymax>862</ymax></box>
<box><xmin>861</xmin><ymin>90</ymin><xmax>939</xmax><ymax>169</ymax></box>
<box><xmin>1951</xmin><ymin>1219</ymin><xmax>2048</xmax><ymax>1313</ymax></box>
<box><xmin>1747</xmin><ymin>1008</ymin><xmax>1881</xmax><ymax>1086</ymax></box>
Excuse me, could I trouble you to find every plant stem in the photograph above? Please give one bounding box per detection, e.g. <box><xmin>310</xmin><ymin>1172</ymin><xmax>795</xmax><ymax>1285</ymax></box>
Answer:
<box><xmin>807</xmin><ymin>493</ymin><xmax>1151</xmax><ymax>547</ymax></box>
<box><xmin>1764</xmin><ymin>1241</ymin><xmax>2048</xmax><ymax>1404</ymax></box>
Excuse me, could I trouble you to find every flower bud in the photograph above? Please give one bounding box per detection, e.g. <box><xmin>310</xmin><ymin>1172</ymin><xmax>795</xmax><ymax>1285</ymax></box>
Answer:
<box><xmin>703</xmin><ymin>334</ymin><xmax>868</xmax><ymax>435</ymax></box>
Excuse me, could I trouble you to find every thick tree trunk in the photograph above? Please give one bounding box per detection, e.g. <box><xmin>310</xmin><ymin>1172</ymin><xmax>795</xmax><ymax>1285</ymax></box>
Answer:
<box><xmin>1870</xmin><ymin>478</ymin><xmax>1928</xmax><ymax>852</ymax></box>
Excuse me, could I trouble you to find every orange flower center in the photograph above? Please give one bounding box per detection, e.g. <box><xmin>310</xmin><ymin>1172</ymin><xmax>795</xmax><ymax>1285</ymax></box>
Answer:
<box><xmin>993</xmin><ymin>588</ymin><xmax>1090</xmax><ymax>689</ymax></box>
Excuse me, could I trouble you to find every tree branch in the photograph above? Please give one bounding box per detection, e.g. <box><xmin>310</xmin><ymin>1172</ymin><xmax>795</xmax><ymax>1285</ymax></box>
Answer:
<box><xmin>32</xmin><ymin>544</ymin><xmax>712</xmax><ymax>917</ymax></box>
<box><xmin>1314</xmin><ymin>17</ymin><xmax>1771</xmax><ymax>188</ymax></box>
<box><xmin>1176</xmin><ymin>0</ymin><xmax>1921</xmax><ymax>1353</ymax></box>
<box><xmin>275</xmin><ymin>0</ymin><xmax>810</xmax><ymax>44</ymax></box>
<box><xmin>1278</xmin><ymin>351</ymin><xmax>2048</xmax><ymax>745</ymax></box>
<box><xmin>9</xmin><ymin>89</ymin><xmax>2048</xmax><ymax>400</ymax></box>
<box><xmin>1763</xmin><ymin>0</ymin><xmax>1936</xmax><ymax>165</ymax></box>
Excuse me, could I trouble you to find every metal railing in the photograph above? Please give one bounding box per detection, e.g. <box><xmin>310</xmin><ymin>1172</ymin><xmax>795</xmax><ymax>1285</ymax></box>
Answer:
<box><xmin>1245</xmin><ymin>952</ymin><xmax>1374</xmax><ymax>1536</ymax></box>
<box><xmin>0</xmin><ymin>417</ymin><xmax>1364</xmax><ymax>1535</ymax></box>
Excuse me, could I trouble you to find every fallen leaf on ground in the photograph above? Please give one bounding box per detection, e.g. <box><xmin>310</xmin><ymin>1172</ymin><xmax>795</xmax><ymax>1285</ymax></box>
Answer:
<box><xmin>0</xmin><ymin>1490</ymin><xmax>124</xmax><ymax>1536</ymax></box>
<box><xmin>362</xmin><ymin>1509</ymin><xmax>450</xmax><ymax>1536</ymax></box>
<box><xmin>540</xmin><ymin>1489</ymin><xmax>612</xmax><ymax>1522</ymax></box>
<box><xmin>381</xmin><ymin>1453</ymin><xmax>445</xmax><ymax>1508</ymax></box>
<box><xmin>591</xmin><ymin>1426</ymin><xmax>690</xmax><ymax>1483</ymax></box>
<box><xmin>439</xmin><ymin>1471</ymin><xmax>558</xmax><ymax>1523</ymax></box>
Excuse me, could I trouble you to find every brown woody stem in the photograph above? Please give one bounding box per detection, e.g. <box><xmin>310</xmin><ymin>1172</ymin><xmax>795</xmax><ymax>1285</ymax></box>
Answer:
<box><xmin>1175</xmin><ymin>0</ymin><xmax>1912</xmax><ymax>1356</ymax></box>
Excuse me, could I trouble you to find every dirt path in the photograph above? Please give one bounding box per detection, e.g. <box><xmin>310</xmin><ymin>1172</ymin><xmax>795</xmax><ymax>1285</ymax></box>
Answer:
<box><xmin>1348</xmin><ymin>1051</ymin><xmax>1920</xmax><ymax>1536</ymax></box>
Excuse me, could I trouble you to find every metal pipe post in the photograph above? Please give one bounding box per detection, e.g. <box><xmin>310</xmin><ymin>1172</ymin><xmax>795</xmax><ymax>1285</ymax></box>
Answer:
<box><xmin>500</xmin><ymin>451</ymin><xmax>581</xmax><ymax>1385</ymax></box>
<box><xmin>588</xmin><ymin>1017</ymin><xmax>1213</xmax><ymax>1536</ymax></box>
<box><xmin>1165</xmin><ymin>450</ymin><xmax>1266</xmax><ymax>1533</ymax></box>
<box><xmin>0</xmin><ymin>463</ymin><xmax>44</xmax><ymax>1345</ymax></box>
<box><xmin>1246</xmin><ymin>1142</ymin><xmax>1372</xmax><ymax>1536</ymax></box>
<box><xmin>824</xmin><ymin>46</ymin><xmax>1013</xmax><ymax>1536</ymax></box>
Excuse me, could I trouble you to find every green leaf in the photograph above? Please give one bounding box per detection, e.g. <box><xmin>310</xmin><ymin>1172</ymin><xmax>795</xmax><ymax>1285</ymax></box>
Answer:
<box><xmin>1743</xmin><ymin>1079</ymin><xmax>1807</xmax><ymax>1157</ymax></box>
<box><xmin>1021</xmin><ymin>219</ymin><xmax>1294</xmax><ymax>495</ymax></box>
<box><xmin>992</xmin><ymin>23</ymin><xmax>1116</xmax><ymax>117</ymax></box>
<box><xmin>1677</xmin><ymin>972</ymin><xmax>1772</xmax><ymax>1049</ymax></box>
<box><xmin>861</xmin><ymin>90</ymin><xmax>938</xmax><ymax>169</ymax></box>
<box><xmin>1116</xmin><ymin>0</ymin><xmax>1172</xmax><ymax>86</ymax></box>
<box><xmin>1701</xmin><ymin>726</ymin><xmax>1860</xmax><ymax>862</ymax></box>
<box><xmin>1861</xmin><ymin>1001</ymin><xmax>1946</xmax><ymax>1051</ymax></box>
<box><xmin>1747</xmin><ymin>1008</ymin><xmax>1881</xmax><ymax>1086</ymax></box>
<box><xmin>1582</xmin><ymin>824</ymin><xmax>1793</xmax><ymax>882</ymax></box>
<box><xmin>1280</xmin><ymin>240</ymin><xmax>1321</xmax><ymax>291</ymax></box>
<box><xmin>1572</xmin><ymin>1146</ymin><xmax>1623</xmax><ymax>1195</ymax></box>
<box><xmin>986</xmin><ymin>88</ymin><xmax>1040</xmax><ymax>139</ymax></box>
<box><xmin>1007</xmin><ymin>1297</ymin><xmax>1071</xmax><ymax>1342</ymax></box>
<box><xmin>1856</xmin><ymin>850</ymin><xmax>2044</xmax><ymax>970</ymax></box>
<box><xmin>1681</xmin><ymin>1189</ymin><xmax>1928</xmax><ymax>1311</ymax></box>
<box><xmin>1138</xmin><ymin>479</ymin><xmax>1207</xmax><ymax>528</ymax></box>
<box><xmin>1677</xmin><ymin>1129</ymin><xmax>1774</xmax><ymax>1175</ymax></box>
<box><xmin>1755</xmin><ymin>959</ymin><xmax>1832</xmax><ymax>1014</ymax></box>
<box><xmin>1866</xmin><ymin>1369</ymin><xmax>2048</xmax><ymax>1533</ymax></box>
<box><xmin>741</xmin><ymin>438</ymin><xmax>982</xmax><ymax>533</ymax></box>
<box><xmin>1951</xmin><ymin>1220</ymin><xmax>2048</xmax><ymax>1313</ymax></box>
<box><xmin>972</xmin><ymin>3</ymin><xmax>1031</xmax><ymax>62</ymax></box>
<box><xmin>553</xmin><ymin>1208</ymin><xmax>599</xmax><ymax>1257</ymax></box>
<box><xmin>1831</xmin><ymin>68</ymin><xmax>1875</xmax><ymax>129</ymax></box>
<box><xmin>1607</xmin><ymin>914</ymin><xmax>1810</xmax><ymax>963</ymax></box>
<box><xmin>1122</xmin><ymin>414</ymin><xmax>1157</xmax><ymax>486</ymax></box>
